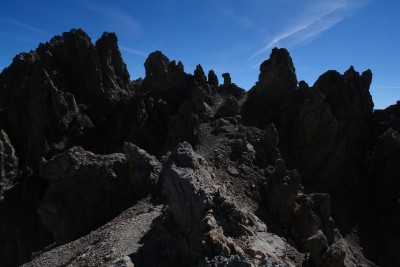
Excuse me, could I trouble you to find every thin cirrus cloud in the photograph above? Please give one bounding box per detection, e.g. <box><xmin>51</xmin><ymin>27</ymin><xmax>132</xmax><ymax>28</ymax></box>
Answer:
<box><xmin>215</xmin><ymin>2</ymin><xmax>261</xmax><ymax>33</ymax></box>
<box><xmin>81</xmin><ymin>1</ymin><xmax>142</xmax><ymax>37</ymax></box>
<box><xmin>249</xmin><ymin>0</ymin><xmax>371</xmax><ymax>60</ymax></box>
<box><xmin>0</xmin><ymin>16</ymin><xmax>51</xmax><ymax>37</ymax></box>
<box><xmin>119</xmin><ymin>46</ymin><xmax>148</xmax><ymax>57</ymax></box>
<box><xmin>374</xmin><ymin>86</ymin><xmax>400</xmax><ymax>89</ymax></box>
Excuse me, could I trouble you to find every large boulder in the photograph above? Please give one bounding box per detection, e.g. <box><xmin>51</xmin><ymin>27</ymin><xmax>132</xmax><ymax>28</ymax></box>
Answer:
<box><xmin>38</xmin><ymin>144</ymin><xmax>159</xmax><ymax>243</ymax></box>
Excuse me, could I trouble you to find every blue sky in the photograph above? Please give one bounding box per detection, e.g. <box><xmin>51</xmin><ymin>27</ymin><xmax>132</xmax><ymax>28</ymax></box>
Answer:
<box><xmin>0</xmin><ymin>0</ymin><xmax>399</xmax><ymax>109</ymax></box>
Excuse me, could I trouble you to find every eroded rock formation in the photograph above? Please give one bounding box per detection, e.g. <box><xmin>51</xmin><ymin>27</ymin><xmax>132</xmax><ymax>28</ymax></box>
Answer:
<box><xmin>0</xmin><ymin>29</ymin><xmax>398</xmax><ymax>267</ymax></box>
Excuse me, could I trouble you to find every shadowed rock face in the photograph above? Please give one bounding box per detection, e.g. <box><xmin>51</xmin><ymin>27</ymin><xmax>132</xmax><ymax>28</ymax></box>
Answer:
<box><xmin>0</xmin><ymin>29</ymin><xmax>132</xmax><ymax>266</ymax></box>
<box><xmin>242</xmin><ymin>47</ymin><xmax>298</xmax><ymax>127</ymax></box>
<box><xmin>38</xmin><ymin>143</ymin><xmax>160</xmax><ymax>243</ymax></box>
<box><xmin>38</xmin><ymin>147</ymin><xmax>131</xmax><ymax>243</ymax></box>
<box><xmin>0</xmin><ymin>29</ymin><xmax>132</xmax><ymax>171</ymax></box>
<box><xmin>95</xmin><ymin>32</ymin><xmax>133</xmax><ymax>102</ymax></box>
<box><xmin>0</xmin><ymin>130</ymin><xmax>19</xmax><ymax>200</ymax></box>
<box><xmin>208</xmin><ymin>69</ymin><xmax>219</xmax><ymax>89</ymax></box>
<box><xmin>0</xmin><ymin>29</ymin><xmax>399</xmax><ymax>267</ymax></box>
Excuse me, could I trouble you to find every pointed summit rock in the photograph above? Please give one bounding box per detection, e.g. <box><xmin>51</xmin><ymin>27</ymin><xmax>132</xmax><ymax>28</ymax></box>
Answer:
<box><xmin>143</xmin><ymin>50</ymin><xmax>171</xmax><ymax>88</ymax></box>
<box><xmin>208</xmin><ymin>69</ymin><xmax>219</xmax><ymax>89</ymax></box>
<box><xmin>257</xmin><ymin>47</ymin><xmax>297</xmax><ymax>90</ymax></box>
<box><xmin>95</xmin><ymin>32</ymin><xmax>133</xmax><ymax>102</ymax></box>
<box><xmin>140</xmin><ymin>51</ymin><xmax>194</xmax><ymax>113</ymax></box>
<box><xmin>194</xmin><ymin>64</ymin><xmax>207</xmax><ymax>84</ymax></box>
<box><xmin>242</xmin><ymin>48</ymin><xmax>298</xmax><ymax>127</ymax></box>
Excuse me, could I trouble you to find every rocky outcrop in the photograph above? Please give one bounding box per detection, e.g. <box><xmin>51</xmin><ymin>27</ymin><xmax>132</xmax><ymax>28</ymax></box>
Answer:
<box><xmin>267</xmin><ymin>158</ymin><xmax>335</xmax><ymax>265</ymax></box>
<box><xmin>0</xmin><ymin>29</ymin><xmax>135</xmax><ymax>266</ymax></box>
<box><xmin>194</xmin><ymin>64</ymin><xmax>207</xmax><ymax>84</ymax></box>
<box><xmin>95</xmin><ymin>32</ymin><xmax>133</xmax><ymax>102</ymax></box>
<box><xmin>133</xmin><ymin>142</ymin><xmax>303</xmax><ymax>266</ymax></box>
<box><xmin>38</xmin><ymin>147</ymin><xmax>130</xmax><ymax>243</ymax></box>
<box><xmin>242</xmin><ymin>48</ymin><xmax>376</xmax><ymax>226</ymax></box>
<box><xmin>140</xmin><ymin>51</ymin><xmax>194</xmax><ymax>114</ymax></box>
<box><xmin>0</xmin><ymin>130</ymin><xmax>19</xmax><ymax>200</ymax></box>
<box><xmin>122</xmin><ymin>142</ymin><xmax>161</xmax><ymax>196</ymax></box>
<box><xmin>0</xmin><ymin>29</ymin><xmax>399</xmax><ymax>267</ymax></box>
<box><xmin>242</xmin><ymin>47</ymin><xmax>298</xmax><ymax>127</ymax></box>
<box><xmin>313</xmin><ymin>66</ymin><xmax>374</xmax><ymax>154</ymax></box>
<box><xmin>208</xmin><ymin>69</ymin><xmax>219</xmax><ymax>89</ymax></box>
<box><xmin>218</xmin><ymin>73</ymin><xmax>246</xmax><ymax>99</ymax></box>
<box><xmin>214</xmin><ymin>95</ymin><xmax>240</xmax><ymax>119</ymax></box>
<box><xmin>0</xmin><ymin>29</ymin><xmax>133</xmax><ymax>169</ymax></box>
<box><xmin>374</xmin><ymin>100</ymin><xmax>400</xmax><ymax>132</ymax></box>
<box><xmin>38</xmin><ymin>143</ymin><xmax>159</xmax><ymax>243</ymax></box>
<box><xmin>362</xmin><ymin>128</ymin><xmax>400</xmax><ymax>265</ymax></box>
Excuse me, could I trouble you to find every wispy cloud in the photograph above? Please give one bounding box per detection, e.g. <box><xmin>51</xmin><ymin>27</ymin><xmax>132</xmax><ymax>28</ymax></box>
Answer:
<box><xmin>249</xmin><ymin>0</ymin><xmax>371</xmax><ymax>60</ymax></box>
<box><xmin>374</xmin><ymin>86</ymin><xmax>400</xmax><ymax>89</ymax></box>
<box><xmin>119</xmin><ymin>46</ymin><xmax>147</xmax><ymax>57</ymax></box>
<box><xmin>0</xmin><ymin>16</ymin><xmax>51</xmax><ymax>37</ymax></box>
<box><xmin>214</xmin><ymin>1</ymin><xmax>265</xmax><ymax>34</ymax></box>
<box><xmin>82</xmin><ymin>1</ymin><xmax>142</xmax><ymax>37</ymax></box>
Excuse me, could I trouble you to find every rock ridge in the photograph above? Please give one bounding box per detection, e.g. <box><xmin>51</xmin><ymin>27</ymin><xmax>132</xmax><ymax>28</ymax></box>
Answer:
<box><xmin>0</xmin><ymin>29</ymin><xmax>398</xmax><ymax>267</ymax></box>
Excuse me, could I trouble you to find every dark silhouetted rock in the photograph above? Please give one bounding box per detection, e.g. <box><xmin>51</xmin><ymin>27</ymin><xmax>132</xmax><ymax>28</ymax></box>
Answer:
<box><xmin>242</xmin><ymin>47</ymin><xmax>298</xmax><ymax>127</ymax></box>
<box><xmin>313</xmin><ymin>66</ymin><xmax>374</xmax><ymax>153</ymax></box>
<box><xmin>140</xmin><ymin>51</ymin><xmax>194</xmax><ymax>114</ymax></box>
<box><xmin>218</xmin><ymin>73</ymin><xmax>246</xmax><ymax>99</ymax></box>
<box><xmin>374</xmin><ymin>100</ymin><xmax>400</xmax><ymax>132</ymax></box>
<box><xmin>222</xmin><ymin>73</ymin><xmax>231</xmax><ymax>85</ymax></box>
<box><xmin>194</xmin><ymin>64</ymin><xmax>207</xmax><ymax>84</ymax></box>
<box><xmin>95</xmin><ymin>32</ymin><xmax>133</xmax><ymax>101</ymax></box>
<box><xmin>363</xmin><ymin>128</ymin><xmax>400</xmax><ymax>265</ymax></box>
<box><xmin>0</xmin><ymin>28</ymin><xmax>134</xmax><ymax>266</ymax></box>
<box><xmin>208</xmin><ymin>69</ymin><xmax>219</xmax><ymax>89</ymax></box>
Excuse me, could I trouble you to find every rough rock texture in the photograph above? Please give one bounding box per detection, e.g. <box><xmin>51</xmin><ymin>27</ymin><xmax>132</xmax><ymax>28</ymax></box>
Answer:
<box><xmin>38</xmin><ymin>147</ymin><xmax>131</xmax><ymax>243</ymax></box>
<box><xmin>0</xmin><ymin>29</ymin><xmax>134</xmax><ymax>266</ymax></box>
<box><xmin>95</xmin><ymin>32</ymin><xmax>133</xmax><ymax>102</ymax></box>
<box><xmin>22</xmin><ymin>198</ymin><xmax>161</xmax><ymax>267</ymax></box>
<box><xmin>0</xmin><ymin>29</ymin><xmax>399</xmax><ymax>267</ymax></box>
<box><xmin>132</xmin><ymin>142</ymin><xmax>303</xmax><ymax>267</ymax></box>
<box><xmin>0</xmin><ymin>130</ymin><xmax>19</xmax><ymax>200</ymax></box>
<box><xmin>122</xmin><ymin>141</ymin><xmax>161</xmax><ymax>196</ymax></box>
<box><xmin>215</xmin><ymin>95</ymin><xmax>240</xmax><ymax>119</ymax></box>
